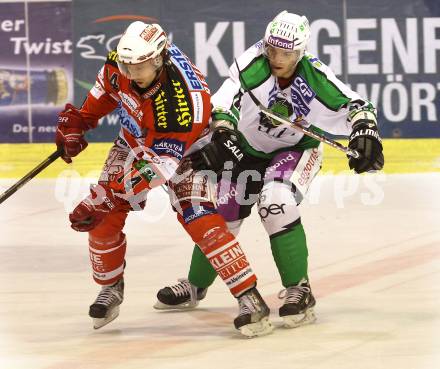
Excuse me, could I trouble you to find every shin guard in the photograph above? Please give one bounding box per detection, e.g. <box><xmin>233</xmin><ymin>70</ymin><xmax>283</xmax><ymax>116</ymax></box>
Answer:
<box><xmin>88</xmin><ymin>233</ymin><xmax>127</xmax><ymax>285</ymax></box>
<box><xmin>187</xmin><ymin>220</ymin><xmax>244</xmax><ymax>288</ymax></box>
<box><xmin>180</xmin><ymin>210</ymin><xmax>256</xmax><ymax>296</ymax></box>
<box><xmin>258</xmin><ymin>181</ymin><xmax>309</xmax><ymax>286</ymax></box>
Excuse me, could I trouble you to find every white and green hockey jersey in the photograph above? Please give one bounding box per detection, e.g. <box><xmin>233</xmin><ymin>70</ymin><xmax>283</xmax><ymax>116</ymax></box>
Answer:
<box><xmin>211</xmin><ymin>40</ymin><xmax>376</xmax><ymax>159</ymax></box>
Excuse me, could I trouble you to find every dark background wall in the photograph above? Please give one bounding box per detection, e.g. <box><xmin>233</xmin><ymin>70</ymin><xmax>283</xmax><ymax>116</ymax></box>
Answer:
<box><xmin>1</xmin><ymin>0</ymin><xmax>439</xmax><ymax>142</ymax></box>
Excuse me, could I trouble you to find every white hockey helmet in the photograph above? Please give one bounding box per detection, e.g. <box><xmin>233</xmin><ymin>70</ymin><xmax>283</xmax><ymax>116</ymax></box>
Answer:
<box><xmin>117</xmin><ymin>21</ymin><xmax>168</xmax><ymax>75</ymax></box>
<box><xmin>264</xmin><ymin>11</ymin><xmax>310</xmax><ymax>58</ymax></box>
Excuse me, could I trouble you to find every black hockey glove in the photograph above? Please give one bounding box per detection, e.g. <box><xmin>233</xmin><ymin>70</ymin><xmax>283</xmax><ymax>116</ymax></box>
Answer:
<box><xmin>190</xmin><ymin>128</ymin><xmax>244</xmax><ymax>174</ymax></box>
<box><xmin>348</xmin><ymin>119</ymin><xmax>384</xmax><ymax>173</ymax></box>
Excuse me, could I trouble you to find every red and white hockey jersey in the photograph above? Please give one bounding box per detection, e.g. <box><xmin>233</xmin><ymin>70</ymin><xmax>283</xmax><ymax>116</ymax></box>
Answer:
<box><xmin>80</xmin><ymin>43</ymin><xmax>211</xmax><ymax>167</ymax></box>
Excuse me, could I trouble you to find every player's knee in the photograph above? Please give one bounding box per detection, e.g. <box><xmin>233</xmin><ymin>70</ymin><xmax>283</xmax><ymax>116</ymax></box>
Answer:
<box><xmin>257</xmin><ymin>181</ymin><xmax>300</xmax><ymax>236</ymax></box>
<box><xmin>196</xmin><ymin>222</ymin><xmax>232</xmax><ymax>252</ymax></box>
<box><xmin>177</xmin><ymin>202</ymin><xmax>232</xmax><ymax>251</ymax></box>
<box><xmin>178</xmin><ymin>201</ymin><xmax>217</xmax><ymax>225</ymax></box>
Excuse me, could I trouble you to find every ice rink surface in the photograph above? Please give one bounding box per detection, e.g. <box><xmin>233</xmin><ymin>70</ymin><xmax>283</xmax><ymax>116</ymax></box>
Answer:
<box><xmin>1</xmin><ymin>172</ymin><xmax>439</xmax><ymax>369</ymax></box>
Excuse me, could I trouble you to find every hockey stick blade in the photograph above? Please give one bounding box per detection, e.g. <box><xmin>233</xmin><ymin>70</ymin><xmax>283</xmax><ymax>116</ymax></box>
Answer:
<box><xmin>0</xmin><ymin>148</ymin><xmax>63</xmax><ymax>205</ymax></box>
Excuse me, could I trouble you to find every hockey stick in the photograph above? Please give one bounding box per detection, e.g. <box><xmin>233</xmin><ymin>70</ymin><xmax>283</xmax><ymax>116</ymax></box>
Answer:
<box><xmin>234</xmin><ymin>60</ymin><xmax>360</xmax><ymax>159</ymax></box>
<box><xmin>0</xmin><ymin>148</ymin><xmax>63</xmax><ymax>205</ymax></box>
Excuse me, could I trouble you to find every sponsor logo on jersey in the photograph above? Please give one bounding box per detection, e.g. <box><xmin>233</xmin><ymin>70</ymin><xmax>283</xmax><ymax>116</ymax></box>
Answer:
<box><xmin>153</xmin><ymin>90</ymin><xmax>169</xmax><ymax>130</ymax></box>
<box><xmin>119</xmin><ymin>92</ymin><xmax>139</xmax><ymax>111</ymax></box>
<box><xmin>168</xmin><ymin>45</ymin><xmax>204</xmax><ymax>91</ymax></box>
<box><xmin>285</xmin><ymin>75</ymin><xmax>315</xmax><ymax>117</ymax></box>
<box><xmin>217</xmin><ymin>186</ymin><xmax>238</xmax><ymax>205</ymax></box>
<box><xmin>265</xmin><ymin>153</ymin><xmax>298</xmax><ymax>175</ymax></box>
<box><xmin>291</xmin><ymin>88</ymin><xmax>311</xmax><ymax>117</ymax></box>
<box><xmin>183</xmin><ymin>205</ymin><xmax>216</xmax><ymax>224</ymax></box>
<box><xmin>307</xmin><ymin>56</ymin><xmax>322</xmax><ymax>68</ymax></box>
<box><xmin>293</xmin><ymin>76</ymin><xmax>316</xmax><ymax>104</ymax></box>
<box><xmin>153</xmin><ymin>75</ymin><xmax>193</xmax><ymax>133</ymax></box>
<box><xmin>172</xmin><ymin>79</ymin><xmax>192</xmax><ymax>128</ymax></box>
<box><xmin>298</xmin><ymin>147</ymin><xmax>320</xmax><ymax>186</ymax></box>
<box><xmin>258</xmin><ymin>203</ymin><xmax>286</xmax><ymax>220</ymax></box>
<box><xmin>141</xmin><ymin>80</ymin><xmax>162</xmax><ymax>99</ymax></box>
<box><xmin>152</xmin><ymin>138</ymin><xmax>185</xmax><ymax>160</ymax></box>
<box><xmin>191</xmin><ymin>91</ymin><xmax>203</xmax><ymax>123</ymax></box>
<box><xmin>116</xmin><ymin>101</ymin><xmax>143</xmax><ymax>138</ymax></box>
<box><xmin>90</xmin><ymin>81</ymin><xmax>105</xmax><ymax>99</ymax></box>
<box><xmin>133</xmin><ymin>160</ymin><xmax>158</xmax><ymax>182</ymax></box>
<box><xmin>119</xmin><ymin>92</ymin><xmax>143</xmax><ymax>120</ymax></box>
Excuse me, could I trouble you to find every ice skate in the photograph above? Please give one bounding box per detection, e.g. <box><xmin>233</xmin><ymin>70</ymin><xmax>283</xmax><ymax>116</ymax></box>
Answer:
<box><xmin>154</xmin><ymin>278</ymin><xmax>207</xmax><ymax>310</ymax></box>
<box><xmin>234</xmin><ymin>287</ymin><xmax>273</xmax><ymax>338</ymax></box>
<box><xmin>89</xmin><ymin>278</ymin><xmax>124</xmax><ymax>329</ymax></box>
<box><xmin>278</xmin><ymin>278</ymin><xmax>316</xmax><ymax>328</ymax></box>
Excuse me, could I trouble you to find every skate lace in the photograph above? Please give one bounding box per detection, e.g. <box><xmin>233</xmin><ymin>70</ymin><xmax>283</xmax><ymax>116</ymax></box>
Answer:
<box><xmin>170</xmin><ymin>278</ymin><xmax>196</xmax><ymax>303</ymax></box>
<box><xmin>278</xmin><ymin>285</ymin><xmax>310</xmax><ymax>304</ymax></box>
<box><xmin>95</xmin><ymin>284</ymin><xmax>123</xmax><ymax>306</ymax></box>
<box><xmin>238</xmin><ymin>294</ymin><xmax>258</xmax><ymax>316</ymax></box>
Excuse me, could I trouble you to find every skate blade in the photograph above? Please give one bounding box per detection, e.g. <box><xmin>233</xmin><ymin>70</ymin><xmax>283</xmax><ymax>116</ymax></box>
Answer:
<box><xmin>92</xmin><ymin>306</ymin><xmax>120</xmax><ymax>329</ymax></box>
<box><xmin>282</xmin><ymin>308</ymin><xmax>317</xmax><ymax>328</ymax></box>
<box><xmin>238</xmin><ymin>317</ymin><xmax>274</xmax><ymax>338</ymax></box>
<box><xmin>153</xmin><ymin>300</ymin><xmax>199</xmax><ymax>311</ymax></box>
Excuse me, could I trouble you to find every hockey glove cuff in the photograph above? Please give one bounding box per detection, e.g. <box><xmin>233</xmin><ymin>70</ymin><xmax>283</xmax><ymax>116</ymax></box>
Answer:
<box><xmin>55</xmin><ymin>104</ymin><xmax>95</xmax><ymax>163</ymax></box>
<box><xmin>69</xmin><ymin>184</ymin><xmax>128</xmax><ymax>232</ymax></box>
<box><xmin>190</xmin><ymin>127</ymin><xmax>244</xmax><ymax>174</ymax></box>
<box><xmin>348</xmin><ymin>111</ymin><xmax>384</xmax><ymax>173</ymax></box>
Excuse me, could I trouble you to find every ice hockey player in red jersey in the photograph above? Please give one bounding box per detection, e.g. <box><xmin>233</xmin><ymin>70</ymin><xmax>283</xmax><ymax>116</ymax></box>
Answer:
<box><xmin>55</xmin><ymin>21</ymin><xmax>273</xmax><ymax>337</ymax></box>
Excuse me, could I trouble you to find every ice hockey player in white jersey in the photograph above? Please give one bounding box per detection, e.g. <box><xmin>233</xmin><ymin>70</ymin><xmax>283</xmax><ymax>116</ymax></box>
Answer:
<box><xmin>155</xmin><ymin>10</ymin><xmax>384</xmax><ymax>329</ymax></box>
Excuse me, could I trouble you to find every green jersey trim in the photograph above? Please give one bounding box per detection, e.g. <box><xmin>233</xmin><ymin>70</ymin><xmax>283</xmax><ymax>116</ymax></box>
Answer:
<box><xmin>239</xmin><ymin>55</ymin><xmax>271</xmax><ymax>90</ymax></box>
<box><xmin>296</xmin><ymin>57</ymin><xmax>350</xmax><ymax>112</ymax></box>
<box><xmin>212</xmin><ymin>112</ymin><xmax>238</xmax><ymax>127</ymax></box>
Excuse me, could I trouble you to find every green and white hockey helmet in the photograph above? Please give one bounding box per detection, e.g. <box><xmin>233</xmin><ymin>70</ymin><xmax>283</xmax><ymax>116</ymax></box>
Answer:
<box><xmin>264</xmin><ymin>11</ymin><xmax>310</xmax><ymax>57</ymax></box>
<box><xmin>116</xmin><ymin>21</ymin><xmax>168</xmax><ymax>76</ymax></box>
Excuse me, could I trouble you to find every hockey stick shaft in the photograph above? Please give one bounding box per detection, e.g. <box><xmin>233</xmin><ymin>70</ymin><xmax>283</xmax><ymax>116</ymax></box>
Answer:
<box><xmin>259</xmin><ymin>105</ymin><xmax>359</xmax><ymax>158</ymax></box>
<box><xmin>234</xmin><ymin>60</ymin><xmax>360</xmax><ymax>159</ymax></box>
<box><xmin>0</xmin><ymin>148</ymin><xmax>63</xmax><ymax>205</ymax></box>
